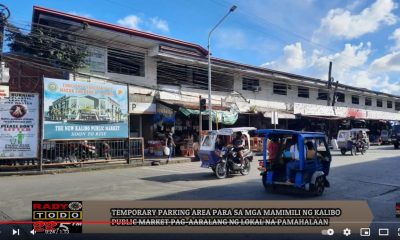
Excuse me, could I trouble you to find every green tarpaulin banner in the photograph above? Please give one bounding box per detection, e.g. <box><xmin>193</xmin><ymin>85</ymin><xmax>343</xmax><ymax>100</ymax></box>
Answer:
<box><xmin>179</xmin><ymin>107</ymin><xmax>238</xmax><ymax>125</ymax></box>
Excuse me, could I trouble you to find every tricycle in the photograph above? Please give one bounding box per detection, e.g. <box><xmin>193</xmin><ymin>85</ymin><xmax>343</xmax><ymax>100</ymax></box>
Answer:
<box><xmin>337</xmin><ymin>128</ymin><xmax>370</xmax><ymax>155</ymax></box>
<box><xmin>256</xmin><ymin>129</ymin><xmax>332</xmax><ymax>196</ymax></box>
<box><xmin>198</xmin><ymin>127</ymin><xmax>256</xmax><ymax>179</ymax></box>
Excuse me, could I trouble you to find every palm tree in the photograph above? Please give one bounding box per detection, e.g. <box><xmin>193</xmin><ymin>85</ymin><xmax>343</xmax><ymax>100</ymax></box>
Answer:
<box><xmin>50</xmin><ymin>107</ymin><xmax>61</xmax><ymax>120</ymax></box>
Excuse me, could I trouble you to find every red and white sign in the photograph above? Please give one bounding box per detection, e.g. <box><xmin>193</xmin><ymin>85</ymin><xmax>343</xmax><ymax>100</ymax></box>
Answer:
<box><xmin>294</xmin><ymin>103</ymin><xmax>400</xmax><ymax>120</ymax></box>
<box><xmin>0</xmin><ymin>85</ymin><xmax>9</xmax><ymax>99</ymax></box>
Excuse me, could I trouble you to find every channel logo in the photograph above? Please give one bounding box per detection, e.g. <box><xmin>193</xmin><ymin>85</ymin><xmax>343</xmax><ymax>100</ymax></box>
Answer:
<box><xmin>32</xmin><ymin>201</ymin><xmax>83</xmax><ymax>234</ymax></box>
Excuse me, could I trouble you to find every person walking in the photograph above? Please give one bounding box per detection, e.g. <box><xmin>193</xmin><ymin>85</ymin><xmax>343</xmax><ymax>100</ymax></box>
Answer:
<box><xmin>165</xmin><ymin>132</ymin><xmax>175</xmax><ymax>164</ymax></box>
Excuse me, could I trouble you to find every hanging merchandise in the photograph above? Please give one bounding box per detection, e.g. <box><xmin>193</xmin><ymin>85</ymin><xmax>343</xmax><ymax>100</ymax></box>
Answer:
<box><xmin>153</xmin><ymin>113</ymin><xmax>162</xmax><ymax>123</ymax></box>
<box><xmin>178</xmin><ymin>107</ymin><xmax>238</xmax><ymax>125</ymax></box>
<box><xmin>162</xmin><ymin>116</ymin><xmax>176</xmax><ymax>124</ymax></box>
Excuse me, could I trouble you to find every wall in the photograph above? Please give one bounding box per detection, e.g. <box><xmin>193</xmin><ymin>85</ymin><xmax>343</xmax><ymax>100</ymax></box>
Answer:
<box><xmin>75</xmin><ymin>40</ymin><xmax>400</xmax><ymax>119</ymax></box>
<box><xmin>232</xmin><ymin>72</ymin><xmax>400</xmax><ymax>117</ymax></box>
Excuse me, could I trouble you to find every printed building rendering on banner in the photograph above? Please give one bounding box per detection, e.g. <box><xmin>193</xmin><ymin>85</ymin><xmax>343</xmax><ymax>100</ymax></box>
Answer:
<box><xmin>43</xmin><ymin>78</ymin><xmax>128</xmax><ymax>140</ymax></box>
<box><xmin>0</xmin><ymin>92</ymin><xmax>39</xmax><ymax>158</ymax></box>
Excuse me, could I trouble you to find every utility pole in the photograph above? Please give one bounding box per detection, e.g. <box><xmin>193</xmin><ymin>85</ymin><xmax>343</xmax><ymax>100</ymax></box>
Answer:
<box><xmin>207</xmin><ymin>5</ymin><xmax>237</xmax><ymax>131</ymax></box>
<box><xmin>0</xmin><ymin>4</ymin><xmax>10</xmax><ymax>89</ymax></box>
<box><xmin>0</xmin><ymin>4</ymin><xmax>10</xmax><ymax>64</ymax></box>
<box><xmin>331</xmin><ymin>81</ymin><xmax>339</xmax><ymax>106</ymax></box>
<box><xmin>327</xmin><ymin>61</ymin><xmax>333</xmax><ymax>106</ymax></box>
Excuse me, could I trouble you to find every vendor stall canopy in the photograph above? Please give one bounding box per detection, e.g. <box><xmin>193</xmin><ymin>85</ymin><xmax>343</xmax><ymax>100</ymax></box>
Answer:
<box><xmin>179</xmin><ymin>107</ymin><xmax>238</xmax><ymax>125</ymax></box>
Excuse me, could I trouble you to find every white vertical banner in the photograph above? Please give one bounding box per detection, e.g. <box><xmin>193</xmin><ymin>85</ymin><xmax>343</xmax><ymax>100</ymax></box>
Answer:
<box><xmin>271</xmin><ymin>111</ymin><xmax>279</xmax><ymax>125</ymax></box>
<box><xmin>0</xmin><ymin>92</ymin><xmax>39</xmax><ymax>158</ymax></box>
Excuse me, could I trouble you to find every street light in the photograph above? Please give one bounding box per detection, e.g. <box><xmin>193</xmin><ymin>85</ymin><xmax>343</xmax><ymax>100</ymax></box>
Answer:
<box><xmin>207</xmin><ymin>5</ymin><xmax>237</xmax><ymax>131</ymax></box>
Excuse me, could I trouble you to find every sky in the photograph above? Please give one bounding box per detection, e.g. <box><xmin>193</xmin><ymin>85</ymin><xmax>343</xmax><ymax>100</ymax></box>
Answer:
<box><xmin>3</xmin><ymin>0</ymin><xmax>400</xmax><ymax>95</ymax></box>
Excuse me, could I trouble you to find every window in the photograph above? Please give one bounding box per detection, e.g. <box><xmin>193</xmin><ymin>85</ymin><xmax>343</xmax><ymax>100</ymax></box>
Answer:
<box><xmin>387</xmin><ymin>101</ymin><xmax>393</xmax><ymax>108</ymax></box>
<box><xmin>317</xmin><ymin>89</ymin><xmax>328</xmax><ymax>100</ymax></box>
<box><xmin>273</xmin><ymin>82</ymin><xmax>287</xmax><ymax>95</ymax></box>
<box><xmin>242</xmin><ymin>78</ymin><xmax>260</xmax><ymax>91</ymax></box>
<box><xmin>351</xmin><ymin>95</ymin><xmax>359</xmax><ymax>104</ymax></box>
<box><xmin>194</xmin><ymin>69</ymin><xmax>234</xmax><ymax>92</ymax></box>
<box><xmin>335</xmin><ymin>92</ymin><xmax>345</xmax><ymax>102</ymax></box>
<box><xmin>377</xmin><ymin>99</ymin><xmax>383</xmax><ymax>107</ymax></box>
<box><xmin>157</xmin><ymin>62</ymin><xmax>234</xmax><ymax>91</ymax></box>
<box><xmin>395</xmin><ymin>102</ymin><xmax>400</xmax><ymax>111</ymax></box>
<box><xmin>365</xmin><ymin>97</ymin><xmax>372</xmax><ymax>106</ymax></box>
<box><xmin>298</xmin><ymin>87</ymin><xmax>309</xmax><ymax>98</ymax></box>
<box><xmin>107</xmin><ymin>48</ymin><xmax>145</xmax><ymax>76</ymax></box>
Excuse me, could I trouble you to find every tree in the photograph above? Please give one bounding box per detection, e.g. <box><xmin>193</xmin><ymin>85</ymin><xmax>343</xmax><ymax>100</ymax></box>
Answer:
<box><xmin>50</xmin><ymin>107</ymin><xmax>61</xmax><ymax>120</ymax></box>
<box><xmin>5</xmin><ymin>23</ymin><xmax>88</xmax><ymax>71</ymax></box>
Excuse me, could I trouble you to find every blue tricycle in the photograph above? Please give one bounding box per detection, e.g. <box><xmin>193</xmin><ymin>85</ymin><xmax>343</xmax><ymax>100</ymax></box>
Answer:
<box><xmin>256</xmin><ymin>129</ymin><xmax>332</xmax><ymax>196</ymax></box>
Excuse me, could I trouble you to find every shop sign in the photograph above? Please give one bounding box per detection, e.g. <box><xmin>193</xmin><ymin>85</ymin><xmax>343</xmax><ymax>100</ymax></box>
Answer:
<box><xmin>294</xmin><ymin>102</ymin><xmax>400</xmax><ymax>120</ymax></box>
<box><xmin>0</xmin><ymin>92</ymin><xmax>39</xmax><ymax>158</ymax></box>
<box><xmin>43</xmin><ymin>78</ymin><xmax>128</xmax><ymax>140</ymax></box>
<box><xmin>130</xmin><ymin>102</ymin><xmax>156</xmax><ymax>114</ymax></box>
<box><xmin>129</xmin><ymin>94</ymin><xmax>156</xmax><ymax>114</ymax></box>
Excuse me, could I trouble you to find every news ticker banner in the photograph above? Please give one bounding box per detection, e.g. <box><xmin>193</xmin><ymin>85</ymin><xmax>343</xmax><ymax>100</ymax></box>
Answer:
<box><xmin>31</xmin><ymin>200</ymin><xmax>376</xmax><ymax>234</ymax></box>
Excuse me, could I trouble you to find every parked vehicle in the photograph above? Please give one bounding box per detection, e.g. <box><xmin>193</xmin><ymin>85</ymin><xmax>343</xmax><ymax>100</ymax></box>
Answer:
<box><xmin>256</xmin><ymin>129</ymin><xmax>332</xmax><ymax>196</ymax></box>
<box><xmin>380</xmin><ymin>130</ymin><xmax>391</xmax><ymax>145</ymax></box>
<box><xmin>198</xmin><ymin>127</ymin><xmax>255</xmax><ymax>179</ymax></box>
<box><xmin>337</xmin><ymin>128</ymin><xmax>370</xmax><ymax>155</ymax></box>
<box><xmin>391</xmin><ymin>125</ymin><xmax>400</xmax><ymax>149</ymax></box>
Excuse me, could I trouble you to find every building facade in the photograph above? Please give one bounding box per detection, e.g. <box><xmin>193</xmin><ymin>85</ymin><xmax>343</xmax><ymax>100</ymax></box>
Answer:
<box><xmin>10</xmin><ymin>6</ymin><xmax>400</xmax><ymax>145</ymax></box>
<box><xmin>48</xmin><ymin>95</ymin><xmax>122</xmax><ymax>122</ymax></box>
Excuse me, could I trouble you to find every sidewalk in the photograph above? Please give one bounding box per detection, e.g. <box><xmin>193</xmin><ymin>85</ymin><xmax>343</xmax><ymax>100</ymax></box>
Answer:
<box><xmin>0</xmin><ymin>156</ymin><xmax>196</xmax><ymax>177</ymax></box>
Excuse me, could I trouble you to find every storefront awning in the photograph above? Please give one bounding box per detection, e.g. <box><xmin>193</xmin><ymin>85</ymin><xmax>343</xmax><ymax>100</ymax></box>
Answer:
<box><xmin>297</xmin><ymin>115</ymin><xmax>346</xmax><ymax>120</ymax></box>
<box><xmin>158</xmin><ymin>99</ymin><xmax>229</xmax><ymax>110</ymax></box>
<box><xmin>179</xmin><ymin>107</ymin><xmax>238</xmax><ymax>125</ymax></box>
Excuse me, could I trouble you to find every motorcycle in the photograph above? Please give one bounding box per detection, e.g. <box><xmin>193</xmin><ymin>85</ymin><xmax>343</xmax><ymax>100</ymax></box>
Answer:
<box><xmin>352</xmin><ymin>139</ymin><xmax>366</xmax><ymax>155</ymax></box>
<box><xmin>78</xmin><ymin>142</ymin><xmax>97</xmax><ymax>161</ymax></box>
<box><xmin>213</xmin><ymin>147</ymin><xmax>252</xmax><ymax>179</ymax></box>
<box><xmin>199</xmin><ymin>127</ymin><xmax>256</xmax><ymax>179</ymax></box>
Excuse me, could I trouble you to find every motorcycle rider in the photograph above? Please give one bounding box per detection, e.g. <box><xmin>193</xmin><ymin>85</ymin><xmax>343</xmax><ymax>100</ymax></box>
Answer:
<box><xmin>233</xmin><ymin>132</ymin><xmax>245</xmax><ymax>167</ymax></box>
<box><xmin>356</xmin><ymin>130</ymin><xmax>365</xmax><ymax>150</ymax></box>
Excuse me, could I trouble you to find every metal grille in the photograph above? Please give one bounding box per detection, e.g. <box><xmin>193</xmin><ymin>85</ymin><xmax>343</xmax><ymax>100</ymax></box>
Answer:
<box><xmin>0</xmin><ymin>138</ymin><xmax>144</xmax><ymax>170</ymax></box>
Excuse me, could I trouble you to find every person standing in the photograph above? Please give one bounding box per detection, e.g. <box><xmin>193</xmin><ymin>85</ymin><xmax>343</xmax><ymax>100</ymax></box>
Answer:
<box><xmin>267</xmin><ymin>138</ymin><xmax>280</xmax><ymax>162</ymax></box>
<box><xmin>286</xmin><ymin>136</ymin><xmax>300</xmax><ymax>183</ymax></box>
<box><xmin>165</xmin><ymin>132</ymin><xmax>175</xmax><ymax>164</ymax></box>
<box><xmin>103</xmin><ymin>142</ymin><xmax>111</xmax><ymax>160</ymax></box>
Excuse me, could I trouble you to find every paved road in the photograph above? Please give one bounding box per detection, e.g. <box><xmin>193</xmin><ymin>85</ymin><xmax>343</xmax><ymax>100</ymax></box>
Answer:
<box><xmin>0</xmin><ymin>145</ymin><xmax>399</xmax><ymax>237</ymax></box>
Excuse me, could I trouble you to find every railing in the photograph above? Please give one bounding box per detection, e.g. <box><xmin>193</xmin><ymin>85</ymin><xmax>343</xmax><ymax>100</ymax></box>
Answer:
<box><xmin>0</xmin><ymin>138</ymin><xmax>144</xmax><ymax>171</ymax></box>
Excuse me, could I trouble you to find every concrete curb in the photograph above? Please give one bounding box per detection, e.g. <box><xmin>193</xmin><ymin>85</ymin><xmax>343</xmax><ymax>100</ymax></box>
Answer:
<box><xmin>0</xmin><ymin>157</ymin><xmax>195</xmax><ymax>177</ymax></box>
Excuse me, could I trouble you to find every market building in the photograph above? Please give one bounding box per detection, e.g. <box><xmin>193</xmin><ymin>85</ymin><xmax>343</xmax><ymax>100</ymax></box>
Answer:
<box><xmin>48</xmin><ymin>95</ymin><xmax>122</xmax><ymax>122</ymax></box>
<box><xmin>3</xmin><ymin>6</ymin><xmax>400</xmax><ymax>166</ymax></box>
